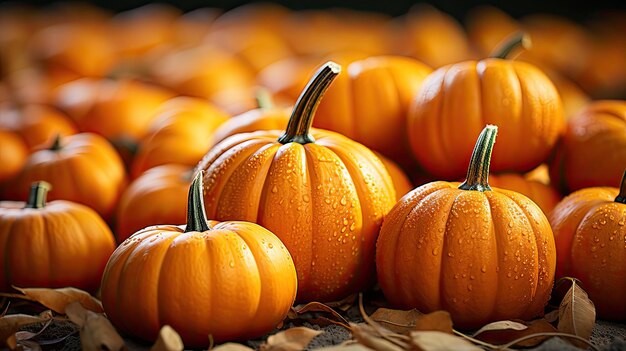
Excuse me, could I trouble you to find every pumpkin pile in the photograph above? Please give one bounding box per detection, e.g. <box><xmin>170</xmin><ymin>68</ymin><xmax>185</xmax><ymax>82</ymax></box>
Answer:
<box><xmin>0</xmin><ymin>2</ymin><xmax>624</xmax><ymax>349</ymax></box>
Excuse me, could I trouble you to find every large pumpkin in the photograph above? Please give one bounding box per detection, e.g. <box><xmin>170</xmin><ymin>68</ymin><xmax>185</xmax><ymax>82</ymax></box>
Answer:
<box><xmin>550</xmin><ymin>100</ymin><xmax>626</xmax><ymax>193</ymax></box>
<box><xmin>196</xmin><ymin>62</ymin><xmax>396</xmax><ymax>302</ymax></box>
<box><xmin>0</xmin><ymin>181</ymin><xmax>115</xmax><ymax>292</ymax></box>
<box><xmin>101</xmin><ymin>172</ymin><xmax>297</xmax><ymax>347</ymax></box>
<box><xmin>408</xmin><ymin>34</ymin><xmax>564</xmax><ymax>179</ymax></box>
<box><xmin>550</xmin><ymin>172</ymin><xmax>626</xmax><ymax>321</ymax></box>
<box><xmin>116</xmin><ymin>164</ymin><xmax>191</xmax><ymax>242</ymax></box>
<box><xmin>4</xmin><ymin>133</ymin><xmax>127</xmax><ymax>221</ymax></box>
<box><xmin>377</xmin><ymin>125</ymin><xmax>556</xmax><ymax>329</ymax></box>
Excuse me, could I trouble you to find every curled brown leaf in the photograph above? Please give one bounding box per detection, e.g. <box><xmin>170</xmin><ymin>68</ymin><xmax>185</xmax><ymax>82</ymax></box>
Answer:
<box><xmin>473</xmin><ymin>319</ymin><xmax>556</xmax><ymax>347</ymax></box>
<box><xmin>291</xmin><ymin>302</ymin><xmax>350</xmax><ymax>329</ymax></box>
<box><xmin>369</xmin><ymin>308</ymin><xmax>422</xmax><ymax>334</ymax></box>
<box><xmin>0</xmin><ymin>311</ymin><xmax>52</xmax><ymax>347</ymax></box>
<box><xmin>260</xmin><ymin>327</ymin><xmax>323</xmax><ymax>351</ymax></box>
<box><xmin>151</xmin><ymin>325</ymin><xmax>183</xmax><ymax>351</ymax></box>
<box><xmin>65</xmin><ymin>301</ymin><xmax>125</xmax><ymax>351</ymax></box>
<box><xmin>557</xmin><ymin>278</ymin><xmax>596</xmax><ymax>348</ymax></box>
<box><xmin>412</xmin><ymin>311</ymin><xmax>453</xmax><ymax>334</ymax></box>
<box><xmin>350</xmin><ymin>324</ymin><xmax>405</xmax><ymax>351</ymax></box>
<box><xmin>409</xmin><ymin>331</ymin><xmax>482</xmax><ymax>351</ymax></box>
<box><xmin>8</xmin><ymin>287</ymin><xmax>103</xmax><ymax>314</ymax></box>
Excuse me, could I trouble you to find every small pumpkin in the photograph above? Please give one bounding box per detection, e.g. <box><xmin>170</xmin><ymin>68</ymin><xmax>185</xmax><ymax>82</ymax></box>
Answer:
<box><xmin>0</xmin><ymin>129</ymin><xmax>28</xmax><ymax>183</ymax></box>
<box><xmin>550</xmin><ymin>172</ymin><xmax>626</xmax><ymax>321</ymax></box>
<box><xmin>0</xmin><ymin>181</ymin><xmax>115</xmax><ymax>292</ymax></box>
<box><xmin>116</xmin><ymin>164</ymin><xmax>191</xmax><ymax>242</ymax></box>
<box><xmin>4</xmin><ymin>133</ymin><xmax>127</xmax><ymax>221</ymax></box>
<box><xmin>377</xmin><ymin>125</ymin><xmax>556</xmax><ymax>329</ymax></box>
<box><xmin>465</xmin><ymin>6</ymin><xmax>520</xmax><ymax>57</ymax></box>
<box><xmin>550</xmin><ymin>100</ymin><xmax>626</xmax><ymax>193</ymax></box>
<box><xmin>196</xmin><ymin>62</ymin><xmax>396</xmax><ymax>302</ymax></box>
<box><xmin>408</xmin><ymin>34</ymin><xmax>564</xmax><ymax>179</ymax></box>
<box><xmin>489</xmin><ymin>173</ymin><xmax>562</xmax><ymax>215</ymax></box>
<box><xmin>101</xmin><ymin>172</ymin><xmax>297</xmax><ymax>347</ymax></box>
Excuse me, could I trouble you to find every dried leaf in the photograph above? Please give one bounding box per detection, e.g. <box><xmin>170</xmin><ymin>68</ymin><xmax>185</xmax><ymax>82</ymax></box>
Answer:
<box><xmin>413</xmin><ymin>311</ymin><xmax>453</xmax><ymax>334</ymax></box>
<box><xmin>8</xmin><ymin>339</ymin><xmax>41</xmax><ymax>351</ymax></box>
<box><xmin>409</xmin><ymin>331</ymin><xmax>482</xmax><ymax>351</ymax></box>
<box><xmin>557</xmin><ymin>279</ymin><xmax>596</xmax><ymax>348</ymax></box>
<box><xmin>261</xmin><ymin>327</ymin><xmax>323</xmax><ymax>351</ymax></box>
<box><xmin>473</xmin><ymin>319</ymin><xmax>556</xmax><ymax>347</ymax></box>
<box><xmin>544</xmin><ymin>310</ymin><xmax>559</xmax><ymax>323</ymax></box>
<box><xmin>370</xmin><ymin>308</ymin><xmax>422</xmax><ymax>334</ymax></box>
<box><xmin>11</xmin><ymin>287</ymin><xmax>103</xmax><ymax>314</ymax></box>
<box><xmin>65</xmin><ymin>302</ymin><xmax>125</xmax><ymax>351</ymax></box>
<box><xmin>212</xmin><ymin>343</ymin><xmax>254</xmax><ymax>351</ymax></box>
<box><xmin>317</xmin><ymin>341</ymin><xmax>373</xmax><ymax>351</ymax></box>
<box><xmin>292</xmin><ymin>302</ymin><xmax>350</xmax><ymax>328</ymax></box>
<box><xmin>325</xmin><ymin>294</ymin><xmax>357</xmax><ymax>312</ymax></box>
<box><xmin>151</xmin><ymin>325</ymin><xmax>183</xmax><ymax>351</ymax></box>
<box><xmin>0</xmin><ymin>312</ymin><xmax>52</xmax><ymax>347</ymax></box>
<box><xmin>351</xmin><ymin>324</ymin><xmax>405</xmax><ymax>351</ymax></box>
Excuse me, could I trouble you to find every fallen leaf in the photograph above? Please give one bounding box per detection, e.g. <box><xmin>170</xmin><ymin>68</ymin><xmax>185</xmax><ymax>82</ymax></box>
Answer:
<box><xmin>370</xmin><ymin>308</ymin><xmax>422</xmax><ymax>334</ymax></box>
<box><xmin>151</xmin><ymin>325</ymin><xmax>183</xmax><ymax>351</ymax></box>
<box><xmin>350</xmin><ymin>323</ymin><xmax>405</xmax><ymax>351</ymax></box>
<box><xmin>409</xmin><ymin>331</ymin><xmax>482</xmax><ymax>351</ymax></box>
<box><xmin>413</xmin><ymin>311</ymin><xmax>453</xmax><ymax>334</ymax></box>
<box><xmin>291</xmin><ymin>302</ymin><xmax>350</xmax><ymax>328</ymax></box>
<box><xmin>65</xmin><ymin>301</ymin><xmax>125</xmax><ymax>351</ymax></box>
<box><xmin>9</xmin><ymin>339</ymin><xmax>41</xmax><ymax>351</ymax></box>
<box><xmin>557</xmin><ymin>278</ymin><xmax>596</xmax><ymax>348</ymax></box>
<box><xmin>317</xmin><ymin>341</ymin><xmax>373</xmax><ymax>351</ymax></box>
<box><xmin>0</xmin><ymin>311</ymin><xmax>52</xmax><ymax>347</ymax></box>
<box><xmin>325</xmin><ymin>294</ymin><xmax>358</xmax><ymax>312</ymax></box>
<box><xmin>212</xmin><ymin>343</ymin><xmax>254</xmax><ymax>351</ymax></box>
<box><xmin>6</xmin><ymin>317</ymin><xmax>53</xmax><ymax>350</ymax></box>
<box><xmin>544</xmin><ymin>310</ymin><xmax>559</xmax><ymax>323</ymax></box>
<box><xmin>260</xmin><ymin>327</ymin><xmax>323</xmax><ymax>351</ymax></box>
<box><xmin>9</xmin><ymin>287</ymin><xmax>103</xmax><ymax>314</ymax></box>
<box><xmin>473</xmin><ymin>319</ymin><xmax>557</xmax><ymax>347</ymax></box>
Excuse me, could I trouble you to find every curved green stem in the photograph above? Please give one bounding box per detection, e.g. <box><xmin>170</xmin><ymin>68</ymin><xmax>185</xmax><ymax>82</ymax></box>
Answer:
<box><xmin>25</xmin><ymin>181</ymin><xmax>52</xmax><ymax>209</ymax></box>
<box><xmin>278</xmin><ymin>61</ymin><xmax>341</xmax><ymax>145</ymax></box>
<box><xmin>490</xmin><ymin>32</ymin><xmax>531</xmax><ymax>59</ymax></box>
<box><xmin>185</xmin><ymin>171</ymin><xmax>211</xmax><ymax>233</ymax></box>
<box><xmin>614</xmin><ymin>171</ymin><xmax>626</xmax><ymax>204</ymax></box>
<box><xmin>50</xmin><ymin>134</ymin><xmax>62</xmax><ymax>151</ymax></box>
<box><xmin>459</xmin><ymin>125</ymin><xmax>498</xmax><ymax>192</ymax></box>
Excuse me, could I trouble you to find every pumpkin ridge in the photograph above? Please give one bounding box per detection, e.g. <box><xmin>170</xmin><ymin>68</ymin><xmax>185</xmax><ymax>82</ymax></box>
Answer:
<box><xmin>1</xmin><ymin>216</ymin><xmax>18</xmax><ymax>290</ymax></box>
<box><xmin>437</xmin><ymin>66</ymin><xmax>453</xmax><ymax>172</ymax></box>
<box><xmin>511</xmin><ymin>64</ymin><xmax>527</xmax><ymax>168</ymax></box>
<box><xmin>438</xmin><ymin>190</ymin><xmax>466</xmax><ymax>314</ymax></box>
<box><xmin>483</xmin><ymin>191</ymin><xmax>502</xmax><ymax>321</ymax></box>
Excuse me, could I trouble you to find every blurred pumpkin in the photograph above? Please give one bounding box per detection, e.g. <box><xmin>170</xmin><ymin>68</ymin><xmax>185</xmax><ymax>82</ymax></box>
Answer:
<box><xmin>0</xmin><ymin>181</ymin><xmax>115</xmax><ymax>292</ymax></box>
<box><xmin>408</xmin><ymin>34</ymin><xmax>564</xmax><ymax>179</ymax></box>
<box><xmin>131</xmin><ymin>97</ymin><xmax>229</xmax><ymax>178</ymax></box>
<box><xmin>196</xmin><ymin>62</ymin><xmax>396</xmax><ymax>302</ymax></box>
<box><xmin>551</xmin><ymin>100</ymin><xmax>626</xmax><ymax>193</ymax></box>
<box><xmin>550</xmin><ymin>172</ymin><xmax>626</xmax><ymax>321</ymax></box>
<box><xmin>101</xmin><ymin>172</ymin><xmax>297</xmax><ymax>347</ymax></box>
<box><xmin>465</xmin><ymin>6</ymin><xmax>520</xmax><ymax>57</ymax></box>
<box><xmin>0</xmin><ymin>129</ymin><xmax>28</xmax><ymax>183</ymax></box>
<box><xmin>172</xmin><ymin>8</ymin><xmax>221</xmax><ymax>48</ymax></box>
<box><xmin>116</xmin><ymin>164</ymin><xmax>191</xmax><ymax>242</ymax></box>
<box><xmin>209</xmin><ymin>2</ymin><xmax>291</xmax><ymax>37</ymax></box>
<box><xmin>377</xmin><ymin>125</ymin><xmax>556</xmax><ymax>329</ymax></box>
<box><xmin>544</xmin><ymin>69</ymin><xmax>589</xmax><ymax>119</ymax></box>
<box><xmin>489</xmin><ymin>173</ymin><xmax>561</xmax><ymax>215</ymax></box>
<box><xmin>4</xmin><ymin>133</ymin><xmax>127</xmax><ymax>221</ymax></box>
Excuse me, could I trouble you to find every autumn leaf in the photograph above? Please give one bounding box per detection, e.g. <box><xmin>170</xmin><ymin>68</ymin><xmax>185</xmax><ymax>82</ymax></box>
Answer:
<box><xmin>409</xmin><ymin>331</ymin><xmax>482</xmax><ymax>351</ymax></box>
<box><xmin>7</xmin><ymin>287</ymin><xmax>103</xmax><ymax>314</ymax></box>
<box><xmin>260</xmin><ymin>327</ymin><xmax>323</xmax><ymax>351</ymax></box>
<box><xmin>6</xmin><ymin>318</ymin><xmax>52</xmax><ymax>351</ymax></box>
<box><xmin>350</xmin><ymin>323</ymin><xmax>405</xmax><ymax>351</ymax></box>
<box><xmin>290</xmin><ymin>302</ymin><xmax>350</xmax><ymax>328</ymax></box>
<box><xmin>151</xmin><ymin>325</ymin><xmax>183</xmax><ymax>351</ymax></box>
<box><xmin>65</xmin><ymin>301</ymin><xmax>125</xmax><ymax>351</ymax></box>
<box><xmin>413</xmin><ymin>311</ymin><xmax>453</xmax><ymax>334</ymax></box>
<box><xmin>557</xmin><ymin>278</ymin><xmax>596</xmax><ymax>348</ymax></box>
<box><xmin>544</xmin><ymin>310</ymin><xmax>559</xmax><ymax>323</ymax></box>
<box><xmin>324</xmin><ymin>294</ymin><xmax>357</xmax><ymax>312</ymax></box>
<box><xmin>212</xmin><ymin>343</ymin><xmax>254</xmax><ymax>351</ymax></box>
<box><xmin>369</xmin><ymin>308</ymin><xmax>422</xmax><ymax>334</ymax></box>
<box><xmin>317</xmin><ymin>341</ymin><xmax>373</xmax><ymax>351</ymax></box>
<box><xmin>0</xmin><ymin>311</ymin><xmax>52</xmax><ymax>347</ymax></box>
<box><xmin>473</xmin><ymin>319</ymin><xmax>556</xmax><ymax>347</ymax></box>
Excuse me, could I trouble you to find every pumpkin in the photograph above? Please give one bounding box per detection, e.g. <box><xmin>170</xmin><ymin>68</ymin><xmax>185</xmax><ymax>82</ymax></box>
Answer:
<box><xmin>465</xmin><ymin>6</ymin><xmax>520</xmax><ymax>57</ymax></box>
<box><xmin>131</xmin><ymin>97</ymin><xmax>229</xmax><ymax>179</ymax></box>
<box><xmin>196</xmin><ymin>62</ymin><xmax>396</xmax><ymax>302</ymax></box>
<box><xmin>0</xmin><ymin>181</ymin><xmax>115</xmax><ymax>292</ymax></box>
<box><xmin>4</xmin><ymin>133</ymin><xmax>127</xmax><ymax>221</ymax></box>
<box><xmin>0</xmin><ymin>129</ymin><xmax>28</xmax><ymax>183</ymax></box>
<box><xmin>489</xmin><ymin>173</ymin><xmax>561</xmax><ymax>215</ymax></box>
<box><xmin>549</xmin><ymin>172</ymin><xmax>626</xmax><ymax>321</ymax></box>
<box><xmin>0</xmin><ymin>104</ymin><xmax>78</xmax><ymax>150</ymax></box>
<box><xmin>313</xmin><ymin>55</ymin><xmax>432</xmax><ymax>167</ymax></box>
<box><xmin>550</xmin><ymin>100</ymin><xmax>626</xmax><ymax>193</ymax></box>
<box><xmin>408</xmin><ymin>34</ymin><xmax>564</xmax><ymax>179</ymax></box>
<box><xmin>101</xmin><ymin>172</ymin><xmax>297</xmax><ymax>347</ymax></box>
<box><xmin>117</xmin><ymin>164</ymin><xmax>190</xmax><ymax>243</ymax></box>
<box><xmin>172</xmin><ymin>8</ymin><xmax>221</xmax><ymax>48</ymax></box>
<box><xmin>374</xmin><ymin>152</ymin><xmax>413</xmax><ymax>201</ymax></box>
<box><xmin>377</xmin><ymin>125</ymin><xmax>556</xmax><ymax>329</ymax></box>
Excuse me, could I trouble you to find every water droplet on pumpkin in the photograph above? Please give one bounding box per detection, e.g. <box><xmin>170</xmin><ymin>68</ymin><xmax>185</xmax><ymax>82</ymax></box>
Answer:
<box><xmin>340</xmin><ymin>196</ymin><xmax>347</xmax><ymax>206</ymax></box>
<box><xmin>432</xmin><ymin>248</ymin><xmax>439</xmax><ymax>255</ymax></box>
<box><xmin>481</xmin><ymin>266</ymin><xmax>487</xmax><ymax>273</ymax></box>
<box><xmin>229</xmin><ymin>261</ymin><xmax>235</xmax><ymax>268</ymax></box>
<box><xmin>271</xmin><ymin>185</ymin><xmax>278</xmax><ymax>193</ymax></box>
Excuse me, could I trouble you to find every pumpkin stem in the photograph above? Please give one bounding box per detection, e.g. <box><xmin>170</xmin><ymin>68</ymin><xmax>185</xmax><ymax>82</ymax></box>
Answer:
<box><xmin>185</xmin><ymin>171</ymin><xmax>211</xmax><ymax>233</ymax></box>
<box><xmin>255</xmin><ymin>88</ymin><xmax>275</xmax><ymax>109</ymax></box>
<box><xmin>459</xmin><ymin>125</ymin><xmax>498</xmax><ymax>192</ymax></box>
<box><xmin>278</xmin><ymin>61</ymin><xmax>341</xmax><ymax>145</ymax></box>
<box><xmin>614</xmin><ymin>171</ymin><xmax>626</xmax><ymax>204</ymax></box>
<box><xmin>490</xmin><ymin>32</ymin><xmax>532</xmax><ymax>59</ymax></box>
<box><xmin>24</xmin><ymin>181</ymin><xmax>52</xmax><ymax>209</ymax></box>
<box><xmin>50</xmin><ymin>134</ymin><xmax>62</xmax><ymax>151</ymax></box>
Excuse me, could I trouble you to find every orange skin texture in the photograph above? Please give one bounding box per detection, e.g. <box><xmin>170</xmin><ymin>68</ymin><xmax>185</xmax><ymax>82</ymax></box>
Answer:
<box><xmin>550</xmin><ymin>100</ymin><xmax>626</xmax><ymax>192</ymax></box>
<box><xmin>489</xmin><ymin>173</ymin><xmax>562</xmax><ymax>216</ymax></box>
<box><xmin>131</xmin><ymin>97</ymin><xmax>229</xmax><ymax>178</ymax></box>
<box><xmin>0</xmin><ymin>104</ymin><xmax>78</xmax><ymax>150</ymax></box>
<box><xmin>376</xmin><ymin>181</ymin><xmax>556</xmax><ymax>329</ymax></box>
<box><xmin>375</xmin><ymin>152</ymin><xmax>413</xmax><ymax>201</ymax></box>
<box><xmin>116</xmin><ymin>164</ymin><xmax>190</xmax><ymax>243</ymax></box>
<box><xmin>408</xmin><ymin>59</ymin><xmax>564</xmax><ymax>179</ymax></box>
<box><xmin>196</xmin><ymin>130</ymin><xmax>396</xmax><ymax>302</ymax></box>
<box><xmin>314</xmin><ymin>56</ymin><xmax>432</xmax><ymax>166</ymax></box>
<box><xmin>0</xmin><ymin>198</ymin><xmax>115</xmax><ymax>292</ymax></box>
<box><xmin>549</xmin><ymin>187</ymin><xmax>626</xmax><ymax>321</ymax></box>
<box><xmin>4</xmin><ymin>133</ymin><xmax>127</xmax><ymax>221</ymax></box>
<box><xmin>0</xmin><ymin>130</ymin><xmax>28</xmax><ymax>183</ymax></box>
<box><xmin>101</xmin><ymin>220</ymin><xmax>297</xmax><ymax>347</ymax></box>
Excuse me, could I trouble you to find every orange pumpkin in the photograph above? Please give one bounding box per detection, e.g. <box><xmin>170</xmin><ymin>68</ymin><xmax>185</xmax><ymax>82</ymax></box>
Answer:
<box><xmin>0</xmin><ymin>129</ymin><xmax>28</xmax><ymax>183</ymax></box>
<box><xmin>489</xmin><ymin>173</ymin><xmax>561</xmax><ymax>215</ymax></box>
<box><xmin>408</xmin><ymin>34</ymin><xmax>564</xmax><ymax>179</ymax></box>
<box><xmin>0</xmin><ymin>104</ymin><xmax>78</xmax><ymax>150</ymax></box>
<box><xmin>196</xmin><ymin>62</ymin><xmax>396</xmax><ymax>302</ymax></box>
<box><xmin>377</xmin><ymin>125</ymin><xmax>556</xmax><ymax>329</ymax></box>
<box><xmin>375</xmin><ymin>152</ymin><xmax>413</xmax><ymax>201</ymax></box>
<box><xmin>0</xmin><ymin>181</ymin><xmax>115</xmax><ymax>292</ymax></box>
<box><xmin>131</xmin><ymin>97</ymin><xmax>229</xmax><ymax>178</ymax></box>
<box><xmin>101</xmin><ymin>172</ymin><xmax>297</xmax><ymax>347</ymax></box>
<box><xmin>117</xmin><ymin>164</ymin><xmax>190</xmax><ymax>243</ymax></box>
<box><xmin>550</xmin><ymin>100</ymin><xmax>626</xmax><ymax>193</ymax></box>
<box><xmin>550</xmin><ymin>172</ymin><xmax>626</xmax><ymax>321</ymax></box>
<box><xmin>4</xmin><ymin>133</ymin><xmax>127</xmax><ymax>221</ymax></box>
<box><xmin>465</xmin><ymin>6</ymin><xmax>520</xmax><ymax>57</ymax></box>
